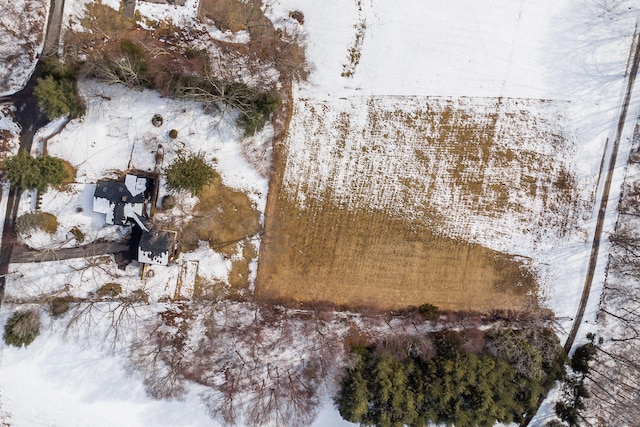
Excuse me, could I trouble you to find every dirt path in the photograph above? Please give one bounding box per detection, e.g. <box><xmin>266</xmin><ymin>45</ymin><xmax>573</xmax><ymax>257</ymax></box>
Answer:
<box><xmin>563</xmin><ymin>27</ymin><xmax>640</xmax><ymax>354</ymax></box>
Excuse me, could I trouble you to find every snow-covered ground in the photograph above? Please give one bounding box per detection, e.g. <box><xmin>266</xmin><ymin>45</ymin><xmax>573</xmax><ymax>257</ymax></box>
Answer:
<box><xmin>0</xmin><ymin>105</ymin><xmax>20</xmax><ymax>158</ymax></box>
<box><xmin>3</xmin><ymin>0</ymin><xmax>640</xmax><ymax>426</ymax></box>
<box><xmin>9</xmin><ymin>78</ymin><xmax>270</xmax><ymax>296</ymax></box>
<box><xmin>0</xmin><ymin>0</ymin><xmax>49</xmax><ymax>96</ymax></box>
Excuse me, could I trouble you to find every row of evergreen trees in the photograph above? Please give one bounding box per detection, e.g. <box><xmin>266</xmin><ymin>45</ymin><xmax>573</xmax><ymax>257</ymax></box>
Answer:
<box><xmin>336</xmin><ymin>328</ymin><xmax>567</xmax><ymax>427</ymax></box>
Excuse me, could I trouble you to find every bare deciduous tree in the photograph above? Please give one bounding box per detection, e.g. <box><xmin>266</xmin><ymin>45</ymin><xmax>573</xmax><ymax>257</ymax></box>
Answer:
<box><xmin>583</xmin><ymin>142</ymin><xmax>640</xmax><ymax>426</ymax></box>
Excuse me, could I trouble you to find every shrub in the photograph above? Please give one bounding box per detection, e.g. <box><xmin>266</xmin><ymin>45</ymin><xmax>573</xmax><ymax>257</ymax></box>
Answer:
<box><xmin>417</xmin><ymin>303</ymin><xmax>439</xmax><ymax>320</ymax></box>
<box><xmin>129</xmin><ymin>289</ymin><xmax>150</xmax><ymax>304</ymax></box>
<box><xmin>169</xmin><ymin>129</ymin><xmax>178</xmax><ymax>139</ymax></box>
<box><xmin>96</xmin><ymin>282</ymin><xmax>122</xmax><ymax>298</ymax></box>
<box><xmin>69</xmin><ymin>226</ymin><xmax>85</xmax><ymax>243</ymax></box>
<box><xmin>33</xmin><ymin>75</ymin><xmax>84</xmax><ymax>120</ymax></box>
<box><xmin>177</xmin><ymin>77</ymin><xmax>279</xmax><ymax>136</ymax></box>
<box><xmin>90</xmin><ymin>56</ymin><xmax>150</xmax><ymax>89</ymax></box>
<box><xmin>40</xmin><ymin>57</ymin><xmax>81</xmax><ymax>81</ymax></box>
<box><xmin>2</xmin><ymin>151</ymin><xmax>69</xmax><ymax>191</ymax></box>
<box><xmin>3</xmin><ymin>310</ymin><xmax>41</xmax><ymax>348</ymax></box>
<box><xmin>120</xmin><ymin>39</ymin><xmax>145</xmax><ymax>58</ymax></box>
<box><xmin>237</xmin><ymin>90</ymin><xmax>280</xmax><ymax>136</ymax></box>
<box><xmin>48</xmin><ymin>296</ymin><xmax>76</xmax><ymax>318</ymax></box>
<box><xmin>185</xmin><ymin>47</ymin><xmax>207</xmax><ymax>59</ymax></box>
<box><xmin>555</xmin><ymin>401</ymin><xmax>578</xmax><ymax>426</ymax></box>
<box><xmin>571</xmin><ymin>343</ymin><xmax>596</xmax><ymax>374</ymax></box>
<box><xmin>164</xmin><ymin>152</ymin><xmax>217</xmax><ymax>196</ymax></box>
<box><xmin>161</xmin><ymin>194</ymin><xmax>176</xmax><ymax>209</ymax></box>
<box><xmin>16</xmin><ymin>212</ymin><xmax>58</xmax><ymax>235</ymax></box>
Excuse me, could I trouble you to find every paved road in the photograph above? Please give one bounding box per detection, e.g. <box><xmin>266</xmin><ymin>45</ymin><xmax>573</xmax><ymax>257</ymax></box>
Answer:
<box><xmin>123</xmin><ymin>0</ymin><xmax>136</xmax><ymax>19</ymax></box>
<box><xmin>563</xmin><ymin>27</ymin><xmax>640</xmax><ymax>354</ymax></box>
<box><xmin>42</xmin><ymin>0</ymin><xmax>65</xmax><ymax>57</ymax></box>
<box><xmin>0</xmin><ymin>0</ymin><xmax>66</xmax><ymax>305</ymax></box>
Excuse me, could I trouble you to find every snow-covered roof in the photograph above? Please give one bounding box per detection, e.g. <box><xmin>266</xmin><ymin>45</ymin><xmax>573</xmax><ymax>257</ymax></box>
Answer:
<box><xmin>125</xmin><ymin>174</ymin><xmax>147</xmax><ymax>197</ymax></box>
<box><xmin>93</xmin><ymin>175</ymin><xmax>148</xmax><ymax>225</ymax></box>
<box><xmin>138</xmin><ymin>229</ymin><xmax>177</xmax><ymax>266</ymax></box>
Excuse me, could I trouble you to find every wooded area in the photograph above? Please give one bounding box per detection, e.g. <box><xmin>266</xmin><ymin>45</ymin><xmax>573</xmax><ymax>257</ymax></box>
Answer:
<box><xmin>336</xmin><ymin>327</ymin><xmax>566</xmax><ymax>427</ymax></box>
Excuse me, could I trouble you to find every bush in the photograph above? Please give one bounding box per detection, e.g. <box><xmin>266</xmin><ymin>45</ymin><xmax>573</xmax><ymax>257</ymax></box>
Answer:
<box><xmin>571</xmin><ymin>343</ymin><xmax>596</xmax><ymax>374</ymax></box>
<box><xmin>3</xmin><ymin>310</ymin><xmax>41</xmax><ymax>348</ymax></box>
<box><xmin>48</xmin><ymin>296</ymin><xmax>76</xmax><ymax>318</ymax></box>
<box><xmin>90</xmin><ymin>56</ymin><xmax>150</xmax><ymax>89</ymax></box>
<box><xmin>177</xmin><ymin>77</ymin><xmax>279</xmax><ymax>136</ymax></box>
<box><xmin>2</xmin><ymin>151</ymin><xmax>69</xmax><ymax>191</ymax></box>
<box><xmin>34</xmin><ymin>75</ymin><xmax>84</xmax><ymax>120</ymax></box>
<box><xmin>69</xmin><ymin>226</ymin><xmax>85</xmax><ymax>243</ymax></box>
<box><xmin>185</xmin><ymin>47</ymin><xmax>207</xmax><ymax>59</ymax></box>
<box><xmin>161</xmin><ymin>194</ymin><xmax>176</xmax><ymax>209</ymax></box>
<box><xmin>96</xmin><ymin>282</ymin><xmax>122</xmax><ymax>298</ymax></box>
<box><xmin>164</xmin><ymin>152</ymin><xmax>218</xmax><ymax>196</ymax></box>
<box><xmin>417</xmin><ymin>303</ymin><xmax>439</xmax><ymax>320</ymax></box>
<box><xmin>555</xmin><ymin>401</ymin><xmax>578</xmax><ymax>426</ymax></box>
<box><xmin>169</xmin><ymin>129</ymin><xmax>178</xmax><ymax>139</ymax></box>
<box><xmin>16</xmin><ymin>211</ymin><xmax>58</xmax><ymax>234</ymax></box>
<box><xmin>129</xmin><ymin>289</ymin><xmax>150</xmax><ymax>304</ymax></box>
<box><xmin>237</xmin><ymin>90</ymin><xmax>280</xmax><ymax>136</ymax></box>
<box><xmin>120</xmin><ymin>39</ymin><xmax>145</xmax><ymax>58</ymax></box>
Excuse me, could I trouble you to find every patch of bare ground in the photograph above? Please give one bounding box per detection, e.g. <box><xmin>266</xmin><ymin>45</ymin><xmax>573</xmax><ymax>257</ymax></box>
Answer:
<box><xmin>198</xmin><ymin>0</ymin><xmax>266</xmax><ymax>34</ymax></box>
<box><xmin>257</xmin><ymin>195</ymin><xmax>536</xmax><ymax>312</ymax></box>
<box><xmin>158</xmin><ymin>179</ymin><xmax>261</xmax><ymax>254</ymax></box>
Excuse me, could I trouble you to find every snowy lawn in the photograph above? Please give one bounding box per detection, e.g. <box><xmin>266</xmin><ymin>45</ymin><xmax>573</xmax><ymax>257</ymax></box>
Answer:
<box><xmin>0</xmin><ymin>0</ymin><xmax>49</xmax><ymax>95</ymax></box>
<box><xmin>5</xmin><ymin>78</ymin><xmax>271</xmax><ymax>298</ymax></box>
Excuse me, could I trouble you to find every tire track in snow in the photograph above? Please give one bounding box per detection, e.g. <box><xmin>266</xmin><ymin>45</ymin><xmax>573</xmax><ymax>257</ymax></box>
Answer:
<box><xmin>563</xmin><ymin>23</ymin><xmax>640</xmax><ymax>355</ymax></box>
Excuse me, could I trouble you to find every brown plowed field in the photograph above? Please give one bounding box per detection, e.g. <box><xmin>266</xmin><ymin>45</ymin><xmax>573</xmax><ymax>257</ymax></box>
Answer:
<box><xmin>257</xmin><ymin>194</ymin><xmax>536</xmax><ymax>311</ymax></box>
<box><xmin>256</xmin><ymin>95</ymin><xmax>583</xmax><ymax>312</ymax></box>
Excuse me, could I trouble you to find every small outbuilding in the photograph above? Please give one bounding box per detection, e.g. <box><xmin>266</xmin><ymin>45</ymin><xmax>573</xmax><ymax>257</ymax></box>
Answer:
<box><xmin>138</xmin><ymin>229</ymin><xmax>178</xmax><ymax>266</ymax></box>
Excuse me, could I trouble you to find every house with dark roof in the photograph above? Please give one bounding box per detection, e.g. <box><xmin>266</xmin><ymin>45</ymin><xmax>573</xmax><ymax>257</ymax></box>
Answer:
<box><xmin>93</xmin><ymin>174</ymin><xmax>176</xmax><ymax>266</ymax></box>
<box><xmin>138</xmin><ymin>229</ymin><xmax>178</xmax><ymax>266</ymax></box>
<box><xmin>93</xmin><ymin>174</ymin><xmax>149</xmax><ymax>225</ymax></box>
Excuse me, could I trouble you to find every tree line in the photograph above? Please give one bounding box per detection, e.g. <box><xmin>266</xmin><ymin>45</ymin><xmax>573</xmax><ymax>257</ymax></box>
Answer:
<box><xmin>336</xmin><ymin>327</ymin><xmax>566</xmax><ymax>427</ymax></box>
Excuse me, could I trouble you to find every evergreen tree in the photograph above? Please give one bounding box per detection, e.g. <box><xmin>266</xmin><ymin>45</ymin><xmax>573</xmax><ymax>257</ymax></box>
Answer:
<box><xmin>164</xmin><ymin>152</ymin><xmax>218</xmax><ymax>196</ymax></box>
<box><xmin>1</xmin><ymin>151</ymin><xmax>69</xmax><ymax>191</ymax></box>
<box><xmin>33</xmin><ymin>75</ymin><xmax>83</xmax><ymax>120</ymax></box>
<box><xmin>336</xmin><ymin>328</ymin><xmax>566</xmax><ymax>427</ymax></box>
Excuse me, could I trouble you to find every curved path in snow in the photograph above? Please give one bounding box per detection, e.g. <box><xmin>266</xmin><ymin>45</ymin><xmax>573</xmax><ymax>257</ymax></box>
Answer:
<box><xmin>521</xmin><ymin>24</ymin><xmax>640</xmax><ymax>427</ymax></box>
<box><xmin>563</xmin><ymin>27</ymin><xmax>640</xmax><ymax>354</ymax></box>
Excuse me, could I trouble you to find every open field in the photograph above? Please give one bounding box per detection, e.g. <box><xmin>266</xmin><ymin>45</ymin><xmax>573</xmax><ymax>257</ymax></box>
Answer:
<box><xmin>258</xmin><ymin>196</ymin><xmax>535</xmax><ymax>311</ymax></box>
<box><xmin>281</xmin><ymin>96</ymin><xmax>588</xmax><ymax>255</ymax></box>
<box><xmin>256</xmin><ymin>95</ymin><xmax>587</xmax><ymax>311</ymax></box>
